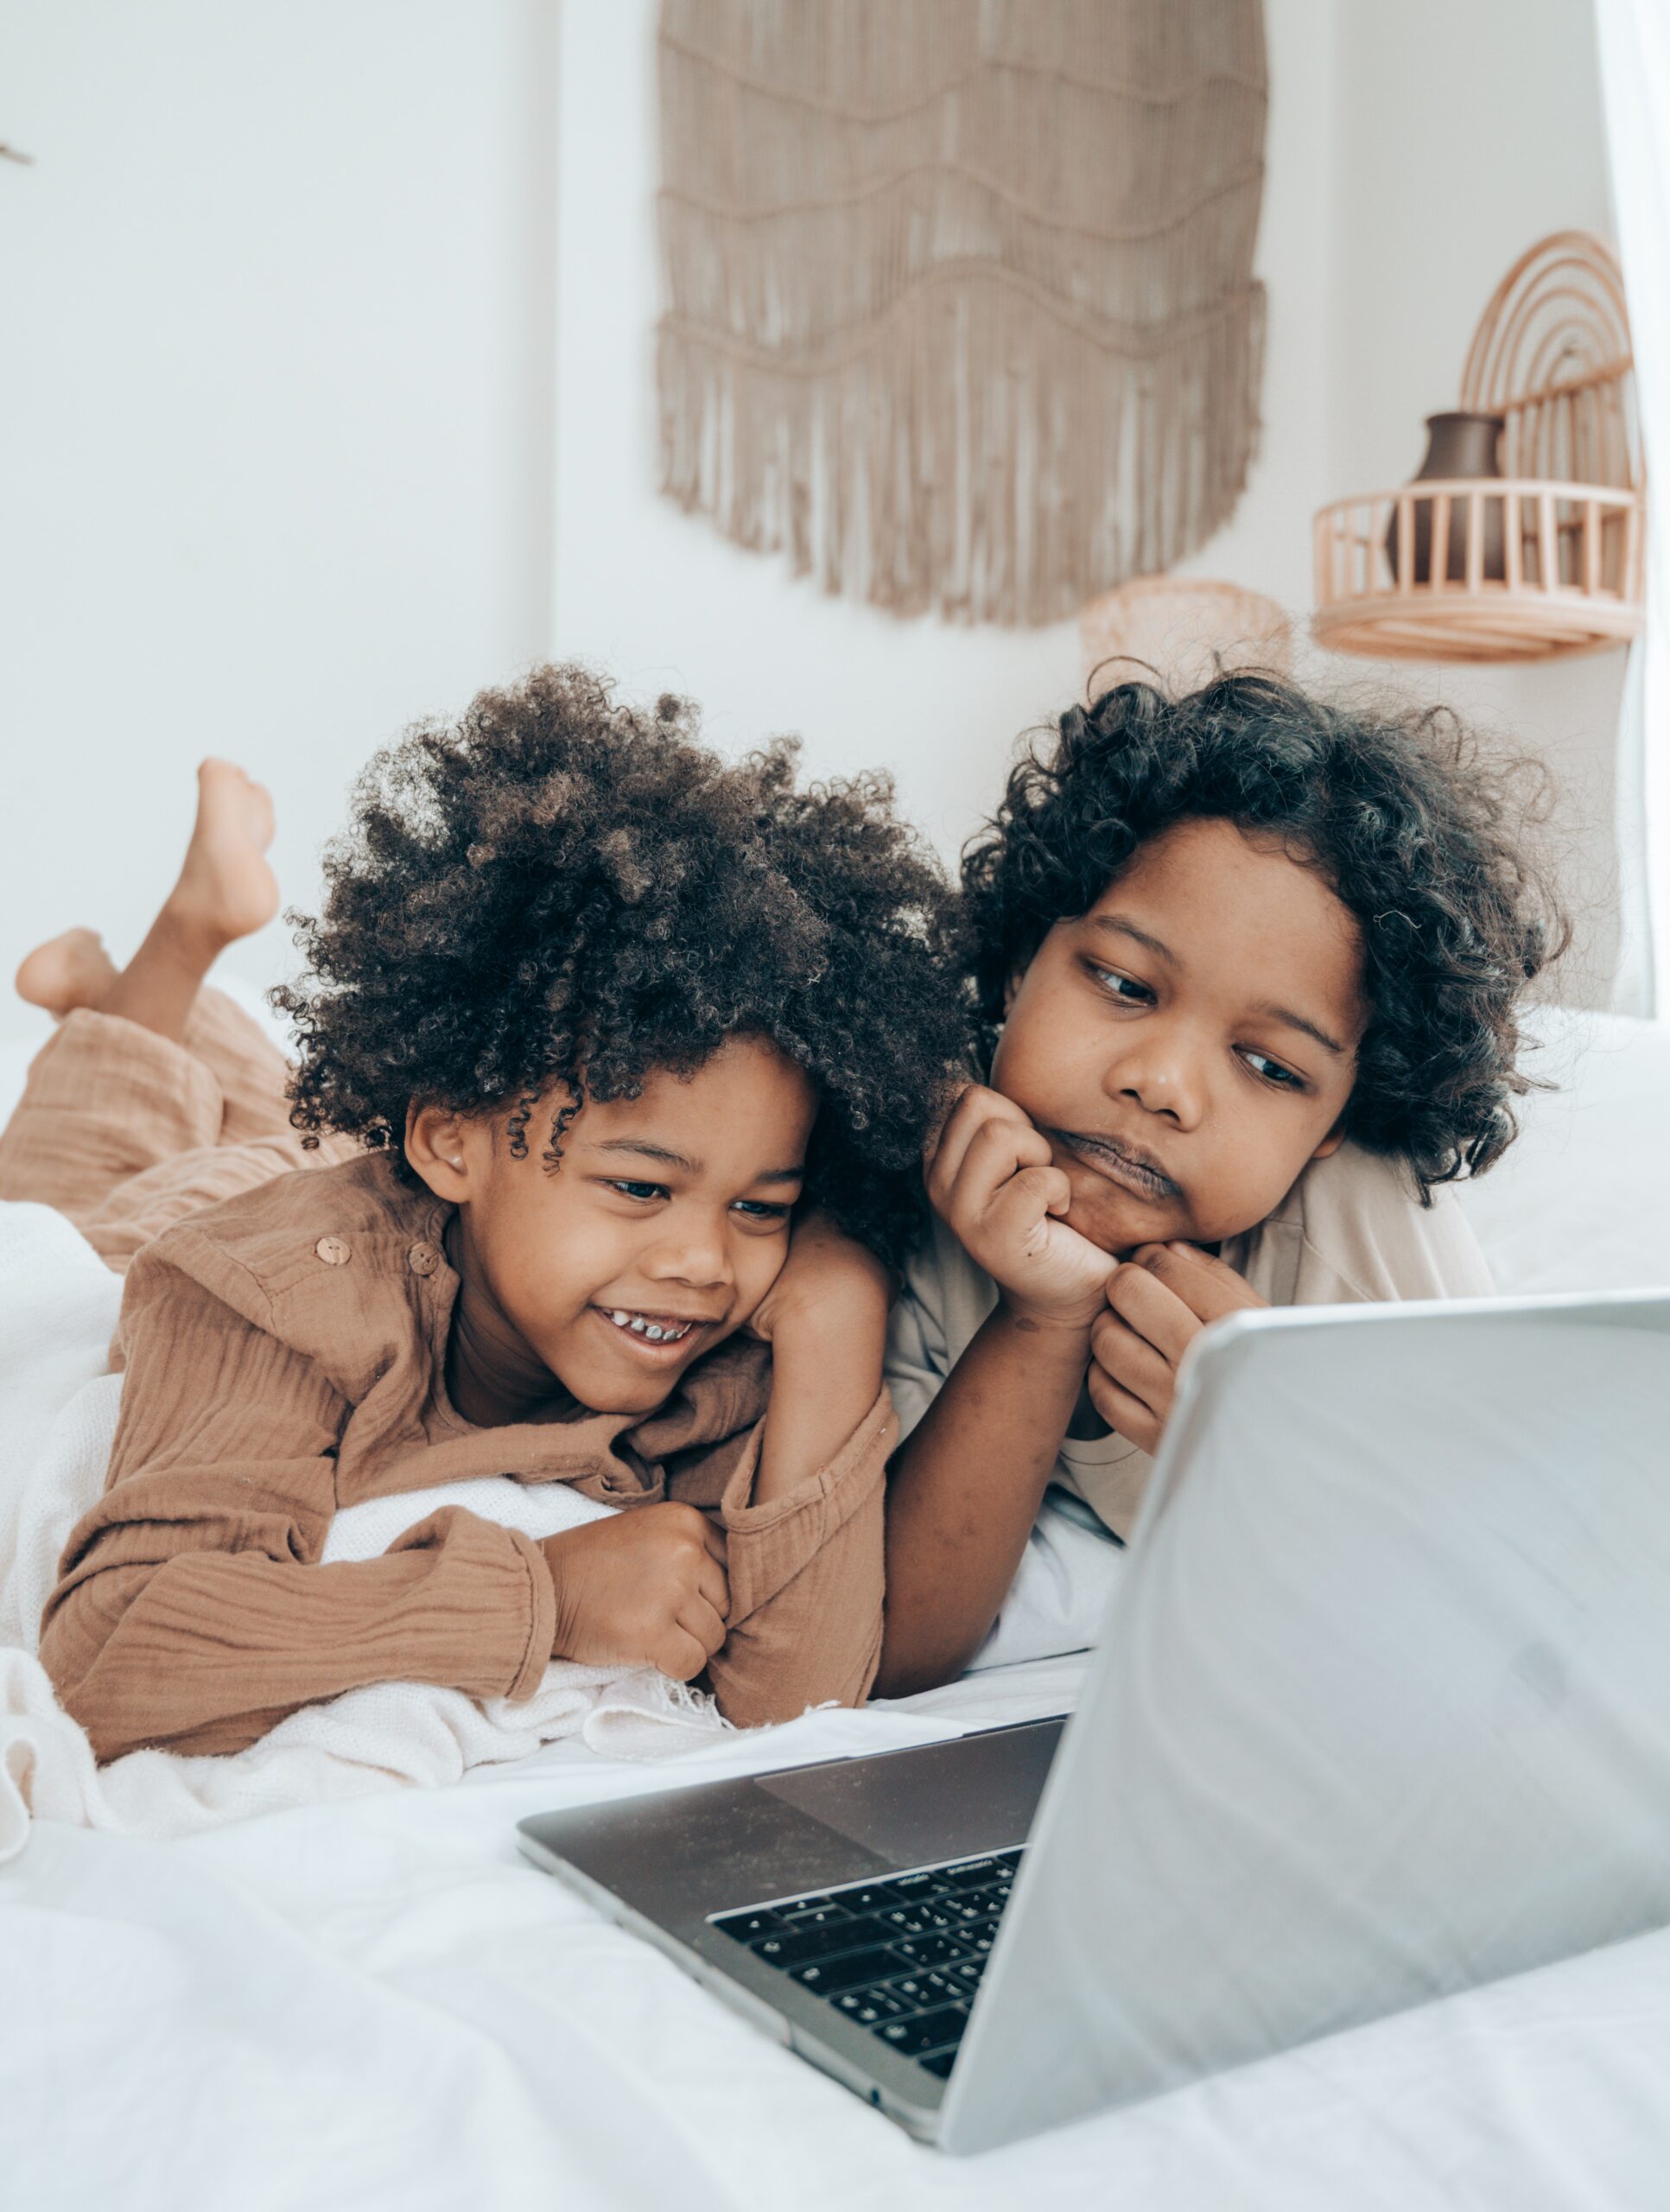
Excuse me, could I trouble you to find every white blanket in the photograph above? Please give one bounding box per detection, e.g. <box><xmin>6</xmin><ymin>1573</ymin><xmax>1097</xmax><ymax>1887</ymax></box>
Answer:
<box><xmin>7</xmin><ymin>1654</ymin><xmax>1670</xmax><ymax>2212</ymax></box>
<box><xmin>0</xmin><ymin>1201</ymin><xmax>727</xmax><ymax>1857</ymax></box>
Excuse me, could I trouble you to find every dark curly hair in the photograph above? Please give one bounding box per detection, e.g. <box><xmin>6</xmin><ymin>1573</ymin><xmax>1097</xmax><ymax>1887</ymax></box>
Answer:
<box><xmin>275</xmin><ymin>663</ymin><xmax>971</xmax><ymax>1265</ymax></box>
<box><xmin>961</xmin><ymin>672</ymin><xmax>1570</xmax><ymax>1198</ymax></box>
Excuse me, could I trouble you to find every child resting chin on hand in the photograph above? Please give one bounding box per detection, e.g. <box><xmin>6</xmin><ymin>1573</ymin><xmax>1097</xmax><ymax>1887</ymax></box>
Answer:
<box><xmin>879</xmin><ymin>672</ymin><xmax>1568</xmax><ymax>1694</ymax></box>
<box><xmin>2</xmin><ymin>665</ymin><xmax>967</xmax><ymax>1761</ymax></box>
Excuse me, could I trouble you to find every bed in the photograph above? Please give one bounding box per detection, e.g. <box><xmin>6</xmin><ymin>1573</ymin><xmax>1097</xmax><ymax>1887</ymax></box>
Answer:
<box><xmin>3</xmin><ymin>1001</ymin><xmax>1669</xmax><ymax>2208</ymax></box>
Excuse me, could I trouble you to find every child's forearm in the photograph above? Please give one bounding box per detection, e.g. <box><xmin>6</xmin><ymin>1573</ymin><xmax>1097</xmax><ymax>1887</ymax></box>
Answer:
<box><xmin>755</xmin><ymin>1296</ymin><xmax>889</xmax><ymax>1504</ymax></box>
<box><xmin>876</xmin><ymin>1304</ymin><xmax>1090</xmax><ymax>1697</ymax></box>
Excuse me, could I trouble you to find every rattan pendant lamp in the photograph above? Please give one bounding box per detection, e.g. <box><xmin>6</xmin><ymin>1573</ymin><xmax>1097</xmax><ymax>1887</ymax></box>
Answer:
<box><xmin>1312</xmin><ymin>232</ymin><xmax>1645</xmax><ymax>663</ymax></box>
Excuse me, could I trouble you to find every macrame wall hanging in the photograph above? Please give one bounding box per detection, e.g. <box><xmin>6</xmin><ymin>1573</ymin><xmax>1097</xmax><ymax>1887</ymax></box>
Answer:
<box><xmin>656</xmin><ymin>0</ymin><xmax>1267</xmax><ymax>626</ymax></box>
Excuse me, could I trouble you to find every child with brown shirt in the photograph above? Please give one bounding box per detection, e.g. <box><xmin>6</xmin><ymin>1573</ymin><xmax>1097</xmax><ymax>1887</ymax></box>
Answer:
<box><xmin>2</xmin><ymin>665</ymin><xmax>968</xmax><ymax>1761</ymax></box>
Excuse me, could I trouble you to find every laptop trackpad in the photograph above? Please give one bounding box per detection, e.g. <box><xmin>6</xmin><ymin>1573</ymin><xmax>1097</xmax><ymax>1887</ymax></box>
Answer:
<box><xmin>758</xmin><ymin>1721</ymin><xmax>1064</xmax><ymax>1871</ymax></box>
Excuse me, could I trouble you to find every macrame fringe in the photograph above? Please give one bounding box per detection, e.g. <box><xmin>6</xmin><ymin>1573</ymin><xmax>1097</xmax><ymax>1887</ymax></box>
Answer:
<box><xmin>657</xmin><ymin>0</ymin><xmax>1268</xmax><ymax>626</ymax></box>
<box><xmin>661</xmin><ymin>282</ymin><xmax>1264</xmax><ymax>626</ymax></box>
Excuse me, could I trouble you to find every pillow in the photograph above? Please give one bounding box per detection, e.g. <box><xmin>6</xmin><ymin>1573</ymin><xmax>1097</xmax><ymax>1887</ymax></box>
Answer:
<box><xmin>1455</xmin><ymin>1006</ymin><xmax>1670</xmax><ymax>1295</ymax></box>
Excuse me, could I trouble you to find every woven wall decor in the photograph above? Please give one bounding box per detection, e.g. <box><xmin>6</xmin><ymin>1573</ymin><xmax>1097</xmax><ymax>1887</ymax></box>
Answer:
<box><xmin>656</xmin><ymin>0</ymin><xmax>1268</xmax><ymax>626</ymax></box>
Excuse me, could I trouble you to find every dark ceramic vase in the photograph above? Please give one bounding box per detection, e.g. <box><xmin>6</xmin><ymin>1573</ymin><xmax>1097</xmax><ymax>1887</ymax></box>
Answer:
<box><xmin>1385</xmin><ymin>411</ymin><xmax>1507</xmax><ymax>585</ymax></box>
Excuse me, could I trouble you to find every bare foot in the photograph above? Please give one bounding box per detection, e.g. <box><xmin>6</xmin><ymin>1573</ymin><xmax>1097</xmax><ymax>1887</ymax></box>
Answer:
<box><xmin>91</xmin><ymin>760</ymin><xmax>283</xmax><ymax>1044</ymax></box>
<box><xmin>161</xmin><ymin>759</ymin><xmax>281</xmax><ymax>958</ymax></box>
<box><xmin>15</xmin><ymin>927</ymin><xmax>119</xmax><ymax>1016</ymax></box>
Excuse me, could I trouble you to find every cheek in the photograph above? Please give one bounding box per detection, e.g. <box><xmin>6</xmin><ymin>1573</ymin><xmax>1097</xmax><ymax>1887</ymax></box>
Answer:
<box><xmin>487</xmin><ymin>1189</ymin><xmax>623</xmax><ymax>1319</ymax></box>
<box><xmin>1182</xmin><ymin>1109</ymin><xmax>1340</xmax><ymax>1241</ymax></box>
<box><xmin>734</xmin><ymin>1235</ymin><xmax>791</xmax><ymax>1319</ymax></box>
<box><xmin>991</xmin><ymin>1000</ymin><xmax>1089</xmax><ymax>1115</ymax></box>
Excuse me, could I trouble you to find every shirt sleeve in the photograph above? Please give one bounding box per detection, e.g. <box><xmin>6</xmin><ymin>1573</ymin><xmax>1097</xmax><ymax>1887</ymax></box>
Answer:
<box><xmin>39</xmin><ymin>1248</ymin><xmax>556</xmax><ymax>1763</ymax></box>
<box><xmin>884</xmin><ymin>1218</ymin><xmax>960</xmax><ymax>1446</ymax></box>
<box><xmin>1280</xmin><ymin>1147</ymin><xmax>1497</xmax><ymax>1306</ymax></box>
<box><xmin>667</xmin><ymin>1390</ymin><xmax>894</xmax><ymax>1727</ymax></box>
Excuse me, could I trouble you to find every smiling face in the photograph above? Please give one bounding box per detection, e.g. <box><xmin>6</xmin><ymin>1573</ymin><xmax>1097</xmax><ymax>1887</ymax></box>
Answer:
<box><xmin>990</xmin><ymin>817</ymin><xmax>1368</xmax><ymax>1257</ymax></box>
<box><xmin>405</xmin><ymin>1036</ymin><xmax>817</xmax><ymax>1424</ymax></box>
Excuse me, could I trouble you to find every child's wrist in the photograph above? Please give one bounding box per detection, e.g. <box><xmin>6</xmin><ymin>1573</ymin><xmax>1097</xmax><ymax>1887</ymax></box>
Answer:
<box><xmin>994</xmin><ymin>1289</ymin><xmax>1099</xmax><ymax>1340</ymax></box>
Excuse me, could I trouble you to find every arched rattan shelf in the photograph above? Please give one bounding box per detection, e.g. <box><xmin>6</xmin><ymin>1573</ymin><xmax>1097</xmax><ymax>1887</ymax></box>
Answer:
<box><xmin>1313</xmin><ymin>232</ymin><xmax>1644</xmax><ymax>663</ymax></box>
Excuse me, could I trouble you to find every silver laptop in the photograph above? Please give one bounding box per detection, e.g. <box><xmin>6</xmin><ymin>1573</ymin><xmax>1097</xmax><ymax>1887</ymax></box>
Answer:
<box><xmin>518</xmin><ymin>1289</ymin><xmax>1670</xmax><ymax>2153</ymax></box>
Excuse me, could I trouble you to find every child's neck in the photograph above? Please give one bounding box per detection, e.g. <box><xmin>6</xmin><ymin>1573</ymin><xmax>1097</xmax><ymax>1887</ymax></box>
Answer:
<box><xmin>441</xmin><ymin>1214</ymin><xmax>576</xmax><ymax>1429</ymax></box>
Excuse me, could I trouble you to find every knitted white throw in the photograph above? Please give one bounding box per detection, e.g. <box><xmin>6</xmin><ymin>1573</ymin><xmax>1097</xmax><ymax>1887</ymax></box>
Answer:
<box><xmin>0</xmin><ymin>1202</ymin><xmax>727</xmax><ymax>1859</ymax></box>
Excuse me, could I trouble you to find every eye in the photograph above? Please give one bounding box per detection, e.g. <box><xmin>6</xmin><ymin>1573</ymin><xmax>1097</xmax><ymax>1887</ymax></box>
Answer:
<box><xmin>731</xmin><ymin>1199</ymin><xmax>793</xmax><ymax>1224</ymax></box>
<box><xmin>1086</xmin><ymin>963</ymin><xmax>1155</xmax><ymax>1006</ymax></box>
<box><xmin>605</xmin><ymin>1179</ymin><xmax>669</xmax><ymax>1203</ymax></box>
<box><xmin>1241</xmin><ymin>1049</ymin><xmax>1305</xmax><ymax>1091</ymax></box>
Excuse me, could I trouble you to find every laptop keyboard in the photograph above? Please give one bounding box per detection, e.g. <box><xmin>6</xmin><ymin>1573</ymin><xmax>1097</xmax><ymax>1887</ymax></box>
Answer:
<box><xmin>710</xmin><ymin>1847</ymin><xmax>1024</xmax><ymax>2081</ymax></box>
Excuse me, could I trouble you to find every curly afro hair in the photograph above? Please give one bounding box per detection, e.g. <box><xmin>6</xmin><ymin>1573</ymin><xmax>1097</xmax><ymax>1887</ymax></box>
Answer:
<box><xmin>961</xmin><ymin>672</ymin><xmax>1570</xmax><ymax>1199</ymax></box>
<box><xmin>276</xmin><ymin>664</ymin><xmax>972</xmax><ymax>1266</ymax></box>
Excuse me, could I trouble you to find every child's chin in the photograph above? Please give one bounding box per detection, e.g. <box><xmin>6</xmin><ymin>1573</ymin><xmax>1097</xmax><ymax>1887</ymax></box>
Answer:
<box><xmin>567</xmin><ymin>1368</ymin><xmax>681</xmax><ymax>1419</ymax></box>
<box><xmin>1067</xmin><ymin>1189</ymin><xmax>1180</xmax><ymax>1259</ymax></box>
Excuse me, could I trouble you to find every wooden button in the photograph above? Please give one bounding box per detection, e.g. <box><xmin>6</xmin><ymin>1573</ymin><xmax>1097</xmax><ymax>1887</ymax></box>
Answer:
<box><xmin>406</xmin><ymin>1242</ymin><xmax>440</xmax><ymax>1278</ymax></box>
<box><xmin>314</xmin><ymin>1235</ymin><xmax>352</xmax><ymax>1267</ymax></box>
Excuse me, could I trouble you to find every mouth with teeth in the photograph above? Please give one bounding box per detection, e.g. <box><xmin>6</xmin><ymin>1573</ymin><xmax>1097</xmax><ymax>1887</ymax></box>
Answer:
<box><xmin>594</xmin><ymin>1306</ymin><xmax>710</xmax><ymax>1356</ymax></box>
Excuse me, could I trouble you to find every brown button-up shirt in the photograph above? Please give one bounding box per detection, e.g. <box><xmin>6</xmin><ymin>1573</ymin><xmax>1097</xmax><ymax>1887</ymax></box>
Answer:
<box><xmin>41</xmin><ymin>1154</ymin><xmax>892</xmax><ymax>1762</ymax></box>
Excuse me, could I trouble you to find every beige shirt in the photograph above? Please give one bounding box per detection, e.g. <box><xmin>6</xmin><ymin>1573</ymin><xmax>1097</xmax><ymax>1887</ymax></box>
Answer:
<box><xmin>885</xmin><ymin>1142</ymin><xmax>1495</xmax><ymax>1540</ymax></box>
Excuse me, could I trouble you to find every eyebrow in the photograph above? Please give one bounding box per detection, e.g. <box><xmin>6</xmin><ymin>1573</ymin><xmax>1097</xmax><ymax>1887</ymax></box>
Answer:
<box><xmin>1090</xmin><ymin>915</ymin><xmax>1174</xmax><ymax>963</ymax></box>
<box><xmin>587</xmin><ymin>1138</ymin><xmax>804</xmax><ymax>1182</ymax></box>
<box><xmin>1089</xmin><ymin>916</ymin><xmax>1348</xmax><ymax>1058</ymax></box>
<box><xmin>1255</xmin><ymin>1005</ymin><xmax>1349</xmax><ymax>1057</ymax></box>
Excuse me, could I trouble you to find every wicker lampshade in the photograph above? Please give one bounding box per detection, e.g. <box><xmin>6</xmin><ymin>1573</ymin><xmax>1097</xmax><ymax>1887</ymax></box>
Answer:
<box><xmin>1079</xmin><ymin>576</ymin><xmax>1293</xmax><ymax>702</ymax></box>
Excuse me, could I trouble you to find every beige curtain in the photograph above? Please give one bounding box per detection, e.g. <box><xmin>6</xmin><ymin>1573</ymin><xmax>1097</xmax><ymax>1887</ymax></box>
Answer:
<box><xmin>657</xmin><ymin>0</ymin><xmax>1267</xmax><ymax>626</ymax></box>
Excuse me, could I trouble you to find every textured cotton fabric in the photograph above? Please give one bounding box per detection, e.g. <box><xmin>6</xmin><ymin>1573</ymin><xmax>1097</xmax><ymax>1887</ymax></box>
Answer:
<box><xmin>0</xmin><ymin>999</ymin><xmax>891</xmax><ymax>1764</ymax></box>
<box><xmin>886</xmin><ymin>1142</ymin><xmax>1495</xmax><ymax>1539</ymax></box>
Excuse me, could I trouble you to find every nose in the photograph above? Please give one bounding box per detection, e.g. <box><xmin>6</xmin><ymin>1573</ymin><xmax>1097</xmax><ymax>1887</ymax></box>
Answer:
<box><xmin>1103</xmin><ymin>1016</ymin><xmax>1206</xmax><ymax>1130</ymax></box>
<box><xmin>642</xmin><ymin>1211</ymin><xmax>733</xmax><ymax>1294</ymax></box>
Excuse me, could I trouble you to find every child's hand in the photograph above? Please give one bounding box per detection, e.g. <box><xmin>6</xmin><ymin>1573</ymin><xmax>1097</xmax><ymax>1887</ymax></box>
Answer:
<box><xmin>746</xmin><ymin>1208</ymin><xmax>892</xmax><ymax>1347</ymax></box>
<box><xmin>927</xmin><ymin>1084</ymin><xmax>1114</xmax><ymax>1331</ymax></box>
<box><xmin>542</xmin><ymin>1504</ymin><xmax>729</xmax><ymax>1681</ymax></box>
<box><xmin>1088</xmin><ymin>1242</ymin><xmax>1267</xmax><ymax>1454</ymax></box>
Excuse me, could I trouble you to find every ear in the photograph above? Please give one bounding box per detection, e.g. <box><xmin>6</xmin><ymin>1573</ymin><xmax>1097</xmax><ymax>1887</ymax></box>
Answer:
<box><xmin>403</xmin><ymin>1103</ymin><xmax>479</xmax><ymax>1203</ymax></box>
<box><xmin>1309</xmin><ymin>1116</ymin><xmax>1348</xmax><ymax>1164</ymax></box>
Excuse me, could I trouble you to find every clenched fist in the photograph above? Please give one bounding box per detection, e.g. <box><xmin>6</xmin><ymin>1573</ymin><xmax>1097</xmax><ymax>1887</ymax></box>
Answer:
<box><xmin>1088</xmin><ymin>1241</ymin><xmax>1267</xmax><ymax>1455</ymax></box>
<box><xmin>541</xmin><ymin>1503</ymin><xmax>730</xmax><ymax>1681</ymax></box>
<box><xmin>927</xmin><ymin>1084</ymin><xmax>1115</xmax><ymax>1331</ymax></box>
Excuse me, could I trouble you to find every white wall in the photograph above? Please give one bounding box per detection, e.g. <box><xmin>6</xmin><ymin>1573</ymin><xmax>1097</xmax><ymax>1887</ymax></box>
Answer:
<box><xmin>0</xmin><ymin>0</ymin><xmax>1631</xmax><ymax>1049</ymax></box>
<box><xmin>551</xmin><ymin>0</ymin><xmax>1069</xmax><ymax>866</ymax></box>
<box><xmin>1323</xmin><ymin>0</ymin><xmax>1627</xmax><ymax>1008</ymax></box>
<box><xmin>551</xmin><ymin>0</ymin><xmax>1627</xmax><ymax>1003</ymax></box>
<box><xmin>550</xmin><ymin>0</ymin><xmax>1340</xmax><ymax>862</ymax></box>
<box><xmin>0</xmin><ymin>0</ymin><xmax>558</xmax><ymax>1044</ymax></box>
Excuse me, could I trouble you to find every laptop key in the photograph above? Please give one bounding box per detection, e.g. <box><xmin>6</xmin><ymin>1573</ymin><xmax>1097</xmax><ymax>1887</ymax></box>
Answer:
<box><xmin>877</xmin><ymin>2005</ymin><xmax>969</xmax><ymax>2057</ymax></box>
<box><xmin>828</xmin><ymin>1885</ymin><xmax>890</xmax><ymax>1915</ymax></box>
<box><xmin>835</xmin><ymin>1985</ymin><xmax>907</xmax><ymax>2026</ymax></box>
<box><xmin>713</xmin><ymin>1909</ymin><xmax>782</xmax><ymax>1941</ymax></box>
<box><xmin>901</xmin><ymin>1968</ymin><xmax>962</xmax><ymax>2005</ymax></box>
<box><xmin>946</xmin><ymin>1859</ymin><xmax>1004</xmax><ymax>1890</ymax></box>
<box><xmin>884</xmin><ymin>1872</ymin><xmax>940</xmax><ymax>1897</ymax></box>
<box><xmin>790</xmin><ymin>1946</ymin><xmax>898</xmax><ymax>1997</ymax></box>
<box><xmin>751</xmin><ymin>1916</ymin><xmax>884</xmax><ymax>1967</ymax></box>
<box><xmin>890</xmin><ymin>1933</ymin><xmax>964</xmax><ymax>1968</ymax></box>
<box><xmin>879</xmin><ymin>1904</ymin><xmax>953</xmax><ymax>1937</ymax></box>
<box><xmin>772</xmin><ymin>1902</ymin><xmax>853</xmax><ymax>1932</ymax></box>
<box><xmin>885</xmin><ymin>1972</ymin><xmax>947</xmax><ymax>2011</ymax></box>
<box><xmin>920</xmin><ymin>2048</ymin><xmax>959</xmax><ymax>2079</ymax></box>
<box><xmin>950</xmin><ymin>1958</ymin><xmax>986</xmax><ymax>1989</ymax></box>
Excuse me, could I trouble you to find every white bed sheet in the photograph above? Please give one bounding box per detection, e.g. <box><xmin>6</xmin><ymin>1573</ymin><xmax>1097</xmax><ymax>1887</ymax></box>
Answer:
<box><xmin>7</xmin><ymin>1651</ymin><xmax>1670</xmax><ymax>2212</ymax></box>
